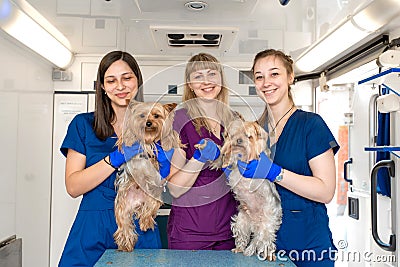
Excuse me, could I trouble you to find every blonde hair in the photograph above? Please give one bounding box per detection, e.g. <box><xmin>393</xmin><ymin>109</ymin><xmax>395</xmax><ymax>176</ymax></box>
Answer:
<box><xmin>251</xmin><ymin>49</ymin><xmax>295</xmax><ymax>127</ymax></box>
<box><xmin>182</xmin><ymin>53</ymin><xmax>234</xmax><ymax>133</ymax></box>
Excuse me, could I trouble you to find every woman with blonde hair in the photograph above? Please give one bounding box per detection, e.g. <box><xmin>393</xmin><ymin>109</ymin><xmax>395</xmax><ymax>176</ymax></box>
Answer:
<box><xmin>166</xmin><ymin>52</ymin><xmax>238</xmax><ymax>250</ymax></box>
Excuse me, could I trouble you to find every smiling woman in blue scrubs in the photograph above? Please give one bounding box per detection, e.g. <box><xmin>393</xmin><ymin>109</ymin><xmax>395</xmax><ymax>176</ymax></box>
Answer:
<box><xmin>237</xmin><ymin>49</ymin><xmax>340</xmax><ymax>266</ymax></box>
<box><xmin>58</xmin><ymin>51</ymin><xmax>161</xmax><ymax>267</ymax></box>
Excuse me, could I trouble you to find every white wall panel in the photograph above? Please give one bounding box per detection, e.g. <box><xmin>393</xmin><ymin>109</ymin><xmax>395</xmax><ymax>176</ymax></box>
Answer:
<box><xmin>83</xmin><ymin>18</ymin><xmax>119</xmax><ymax>48</ymax></box>
<box><xmin>292</xmin><ymin>80</ymin><xmax>313</xmax><ymax>107</ymax></box>
<box><xmin>16</xmin><ymin>93</ymin><xmax>53</xmax><ymax>267</ymax></box>
<box><xmin>0</xmin><ymin>30</ymin><xmax>54</xmax><ymax>267</ymax></box>
<box><xmin>90</xmin><ymin>0</ymin><xmax>121</xmax><ymax>17</ymax></box>
<box><xmin>56</xmin><ymin>0</ymin><xmax>90</xmax><ymax>16</ymax></box>
<box><xmin>0</xmin><ymin>93</ymin><xmax>18</xmax><ymax>242</ymax></box>
<box><xmin>81</xmin><ymin>62</ymin><xmax>98</xmax><ymax>91</ymax></box>
<box><xmin>50</xmin><ymin>94</ymin><xmax>88</xmax><ymax>267</ymax></box>
<box><xmin>141</xmin><ymin>64</ymin><xmax>185</xmax><ymax>96</ymax></box>
<box><xmin>54</xmin><ymin>55</ymin><xmax>101</xmax><ymax>92</ymax></box>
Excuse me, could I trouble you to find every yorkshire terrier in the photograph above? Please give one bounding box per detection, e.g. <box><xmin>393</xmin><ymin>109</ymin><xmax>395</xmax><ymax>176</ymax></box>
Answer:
<box><xmin>210</xmin><ymin>118</ymin><xmax>282</xmax><ymax>261</ymax></box>
<box><xmin>113</xmin><ymin>101</ymin><xmax>180</xmax><ymax>252</ymax></box>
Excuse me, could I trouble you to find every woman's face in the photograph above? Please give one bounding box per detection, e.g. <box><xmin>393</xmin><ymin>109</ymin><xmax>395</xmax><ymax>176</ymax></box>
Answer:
<box><xmin>188</xmin><ymin>68</ymin><xmax>222</xmax><ymax>100</ymax></box>
<box><xmin>253</xmin><ymin>56</ymin><xmax>294</xmax><ymax>106</ymax></box>
<box><xmin>103</xmin><ymin>59</ymin><xmax>138</xmax><ymax>107</ymax></box>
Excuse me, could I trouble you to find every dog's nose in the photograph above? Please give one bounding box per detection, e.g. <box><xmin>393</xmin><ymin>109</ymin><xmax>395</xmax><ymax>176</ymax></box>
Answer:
<box><xmin>236</xmin><ymin>138</ymin><xmax>243</xmax><ymax>145</ymax></box>
<box><xmin>146</xmin><ymin>121</ymin><xmax>152</xmax><ymax>127</ymax></box>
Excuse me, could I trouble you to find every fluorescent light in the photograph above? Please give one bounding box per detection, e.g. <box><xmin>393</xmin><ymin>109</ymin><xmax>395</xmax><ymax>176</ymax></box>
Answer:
<box><xmin>353</xmin><ymin>0</ymin><xmax>400</xmax><ymax>32</ymax></box>
<box><xmin>328</xmin><ymin>60</ymin><xmax>378</xmax><ymax>85</ymax></box>
<box><xmin>296</xmin><ymin>19</ymin><xmax>369</xmax><ymax>72</ymax></box>
<box><xmin>0</xmin><ymin>0</ymin><xmax>73</xmax><ymax>69</ymax></box>
<box><xmin>295</xmin><ymin>0</ymin><xmax>400</xmax><ymax>73</ymax></box>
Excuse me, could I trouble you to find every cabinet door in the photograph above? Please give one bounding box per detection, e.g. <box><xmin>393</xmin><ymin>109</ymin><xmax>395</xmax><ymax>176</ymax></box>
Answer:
<box><xmin>50</xmin><ymin>93</ymin><xmax>88</xmax><ymax>267</ymax></box>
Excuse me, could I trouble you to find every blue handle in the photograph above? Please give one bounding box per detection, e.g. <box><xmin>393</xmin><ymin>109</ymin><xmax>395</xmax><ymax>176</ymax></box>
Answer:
<box><xmin>343</xmin><ymin>158</ymin><xmax>353</xmax><ymax>192</ymax></box>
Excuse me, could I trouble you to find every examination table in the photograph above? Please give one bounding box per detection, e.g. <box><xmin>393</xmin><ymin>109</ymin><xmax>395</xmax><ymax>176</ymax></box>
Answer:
<box><xmin>95</xmin><ymin>249</ymin><xmax>295</xmax><ymax>266</ymax></box>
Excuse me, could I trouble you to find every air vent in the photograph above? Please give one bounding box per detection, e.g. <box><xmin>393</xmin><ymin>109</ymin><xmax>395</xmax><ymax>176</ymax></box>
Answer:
<box><xmin>167</xmin><ymin>33</ymin><xmax>221</xmax><ymax>47</ymax></box>
<box><xmin>150</xmin><ymin>26</ymin><xmax>238</xmax><ymax>53</ymax></box>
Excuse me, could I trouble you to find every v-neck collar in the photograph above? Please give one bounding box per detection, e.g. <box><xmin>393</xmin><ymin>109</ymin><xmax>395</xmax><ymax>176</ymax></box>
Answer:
<box><xmin>268</xmin><ymin>109</ymin><xmax>298</xmax><ymax>151</ymax></box>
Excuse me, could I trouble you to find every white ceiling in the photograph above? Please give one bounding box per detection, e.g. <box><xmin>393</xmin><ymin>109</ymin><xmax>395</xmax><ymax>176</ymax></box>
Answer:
<box><xmin>22</xmin><ymin>0</ymin><xmax>400</xmax><ymax>71</ymax></box>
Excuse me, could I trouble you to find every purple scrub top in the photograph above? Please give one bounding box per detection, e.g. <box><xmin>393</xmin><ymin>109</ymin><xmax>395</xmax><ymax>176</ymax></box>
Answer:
<box><xmin>167</xmin><ymin>108</ymin><xmax>238</xmax><ymax>242</ymax></box>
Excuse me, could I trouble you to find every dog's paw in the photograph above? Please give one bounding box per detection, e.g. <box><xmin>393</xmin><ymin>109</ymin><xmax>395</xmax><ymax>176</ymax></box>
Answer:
<box><xmin>231</xmin><ymin>247</ymin><xmax>243</xmax><ymax>254</ymax></box>
<box><xmin>194</xmin><ymin>141</ymin><xmax>207</xmax><ymax>150</ymax></box>
<box><xmin>243</xmin><ymin>244</ymin><xmax>256</xmax><ymax>256</ymax></box>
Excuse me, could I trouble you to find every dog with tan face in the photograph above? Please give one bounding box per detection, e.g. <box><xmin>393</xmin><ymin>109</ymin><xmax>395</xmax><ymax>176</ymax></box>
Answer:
<box><xmin>113</xmin><ymin>101</ymin><xmax>179</xmax><ymax>252</ymax></box>
<box><xmin>212</xmin><ymin>118</ymin><xmax>282</xmax><ymax>261</ymax></box>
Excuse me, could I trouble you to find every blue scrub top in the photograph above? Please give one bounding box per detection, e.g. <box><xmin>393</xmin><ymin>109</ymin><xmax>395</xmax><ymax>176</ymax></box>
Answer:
<box><xmin>267</xmin><ymin>110</ymin><xmax>339</xmax><ymax>266</ymax></box>
<box><xmin>58</xmin><ymin>112</ymin><xmax>161</xmax><ymax>267</ymax></box>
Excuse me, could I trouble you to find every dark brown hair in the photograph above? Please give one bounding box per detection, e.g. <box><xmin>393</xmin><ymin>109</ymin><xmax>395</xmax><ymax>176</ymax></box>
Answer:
<box><xmin>93</xmin><ymin>51</ymin><xmax>144</xmax><ymax>140</ymax></box>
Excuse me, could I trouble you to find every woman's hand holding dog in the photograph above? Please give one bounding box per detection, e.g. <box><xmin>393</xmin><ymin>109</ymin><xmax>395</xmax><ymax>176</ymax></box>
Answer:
<box><xmin>155</xmin><ymin>143</ymin><xmax>174</xmax><ymax>179</ymax></box>
<box><xmin>109</xmin><ymin>142</ymin><xmax>143</xmax><ymax>168</ymax></box>
<box><xmin>193</xmin><ymin>139</ymin><xmax>220</xmax><ymax>163</ymax></box>
<box><xmin>237</xmin><ymin>151</ymin><xmax>282</xmax><ymax>182</ymax></box>
<box><xmin>221</xmin><ymin>166</ymin><xmax>233</xmax><ymax>179</ymax></box>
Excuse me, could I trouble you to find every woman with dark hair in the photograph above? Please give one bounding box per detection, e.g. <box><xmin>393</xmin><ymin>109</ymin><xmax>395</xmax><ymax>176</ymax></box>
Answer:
<box><xmin>59</xmin><ymin>51</ymin><xmax>161</xmax><ymax>266</ymax></box>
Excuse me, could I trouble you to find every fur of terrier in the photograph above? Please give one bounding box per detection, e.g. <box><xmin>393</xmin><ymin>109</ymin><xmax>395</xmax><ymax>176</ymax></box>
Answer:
<box><xmin>210</xmin><ymin>118</ymin><xmax>282</xmax><ymax>260</ymax></box>
<box><xmin>113</xmin><ymin>101</ymin><xmax>180</xmax><ymax>252</ymax></box>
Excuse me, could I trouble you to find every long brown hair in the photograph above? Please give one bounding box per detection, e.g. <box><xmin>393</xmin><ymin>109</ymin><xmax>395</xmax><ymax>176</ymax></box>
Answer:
<box><xmin>182</xmin><ymin>53</ymin><xmax>234</xmax><ymax>133</ymax></box>
<box><xmin>93</xmin><ymin>51</ymin><xmax>144</xmax><ymax>140</ymax></box>
<box><xmin>252</xmin><ymin>49</ymin><xmax>295</xmax><ymax>127</ymax></box>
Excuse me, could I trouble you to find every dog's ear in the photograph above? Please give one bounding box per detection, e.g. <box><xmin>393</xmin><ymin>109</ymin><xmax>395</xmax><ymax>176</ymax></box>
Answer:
<box><xmin>252</xmin><ymin>121</ymin><xmax>268</xmax><ymax>140</ymax></box>
<box><xmin>159</xmin><ymin>107</ymin><xmax>180</xmax><ymax>150</ymax></box>
<box><xmin>128</xmin><ymin>99</ymin><xmax>140</xmax><ymax>110</ymax></box>
<box><xmin>233</xmin><ymin>111</ymin><xmax>245</xmax><ymax>121</ymax></box>
<box><xmin>121</xmin><ymin>101</ymin><xmax>141</xmax><ymax>146</ymax></box>
<box><xmin>163</xmin><ymin>103</ymin><xmax>177</xmax><ymax>113</ymax></box>
<box><xmin>251</xmin><ymin>122</ymin><xmax>268</xmax><ymax>157</ymax></box>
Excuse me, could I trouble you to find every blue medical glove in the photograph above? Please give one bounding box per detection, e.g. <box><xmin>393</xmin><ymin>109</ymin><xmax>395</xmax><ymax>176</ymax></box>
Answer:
<box><xmin>222</xmin><ymin>166</ymin><xmax>233</xmax><ymax>179</ymax></box>
<box><xmin>193</xmin><ymin>139</ymin><xmax>220</xmax><ymax>163</ymax></box>
<box><xmin>109</xmin><ymin>142</ymin><xmax>143</xmax><ymax>168</ymax></box>
<box><xmin>155</xmin><ymin>143</ymin><xmax>174</xmax><ymax>179</ymax></box>
<box><xmin>237</xmin><ymin>151</ymin><xmax>281</xmax><ymax>182</ymax></box>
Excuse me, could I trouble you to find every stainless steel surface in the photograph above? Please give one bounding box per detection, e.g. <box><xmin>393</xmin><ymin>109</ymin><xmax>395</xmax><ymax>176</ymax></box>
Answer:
<box><xmin>0</xmin><ymin>236</ymin><xmax>22</xmax><ymax>267</ymax></box>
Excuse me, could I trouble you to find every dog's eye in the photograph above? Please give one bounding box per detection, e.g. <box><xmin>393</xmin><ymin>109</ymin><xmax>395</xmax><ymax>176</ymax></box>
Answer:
<box><xmin>154</xmin><ymin>114</ymin><xmax>159</xmax><ymax>119</ymax></box>
<box><xmin>139</xmin><ymin>114</ymin><xmax>145</xmax><ymax>118</ymax></box>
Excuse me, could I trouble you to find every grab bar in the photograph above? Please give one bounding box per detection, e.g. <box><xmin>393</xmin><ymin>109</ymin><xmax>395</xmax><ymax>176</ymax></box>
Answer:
<box><xmin>370</xmin><ymin>159</ymin><xmax>396</xmax><ymax>251</ymax></box>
